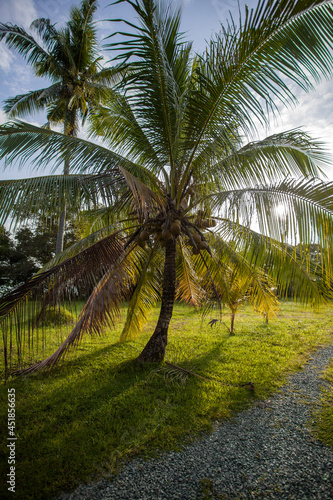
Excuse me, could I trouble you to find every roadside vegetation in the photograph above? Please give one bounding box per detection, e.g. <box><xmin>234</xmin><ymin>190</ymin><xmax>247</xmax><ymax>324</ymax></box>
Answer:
<box><xmin>314</xmin><ymin>357</ymin><xmax>333</xmax><ymax>449</ymax></box>
<box><xmin>1</xmin><ymin>301</ymin><xmax>332</xmax><ymax>500</ymax></box>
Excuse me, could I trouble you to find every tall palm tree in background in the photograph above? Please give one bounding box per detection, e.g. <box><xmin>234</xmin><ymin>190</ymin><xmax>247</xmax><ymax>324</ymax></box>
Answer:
<box><xmin>1</xmin><ymin>0</ymin><xmax>333</xmax><ymax>375</ymax></box>
<box><xmin>0</xmin><ymin>0</ymin><xmax>118</xmax><ymax>253</ymax></box>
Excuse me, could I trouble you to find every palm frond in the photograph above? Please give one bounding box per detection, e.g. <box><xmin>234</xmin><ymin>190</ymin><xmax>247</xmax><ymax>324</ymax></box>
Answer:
<box><xmin>195</xmin><ymin>129</ymin><xmax>330</xmax><ymax>189</ymax></box>
<box><xmin>0</xmin><ymin>174</ymin><xmax>116</xmax><ymax>229</ymax></box>
<box><xmin>3</xmin><ymin>87</ymin><xmax>62</xmax><ymax>117</ymax></box>
<box><xmin>40</xmin><ymin>224</ymin><xmax>118</xmax><ymax>272</ymax></box>
<box><xmin>175</xmin><ymin>239</ymin><xmax>203</xmax><ymax>307</ymax></box>
<box><xmin>0</xmin><ymin>230</ymin><xmax>129</xmax><ymax>373</ymax></box>
<box><xmin>0</xmin><ymin>121</ymin><xmax>157</xmax><ymax>182</ymax></box>
<box><xmin>119</xmin><ymin>165</ymin><xmax>164</xmax><ymax>218</ymax></box>
<box><xmin>13</xmin><ymin>262</ymin><xmax>129</xmax><ymax>375</ymax></box>
<box><xmin>208</xmin><ymin>177</ymin><xmax>333</xmax><ymax>247</ymax></box>
<box><xmin>181</xmin><ymin>0</ymin><xmax>333</xmax><ymax>190</ymax></box>
<box><xmin>0</xmin><ymin>231</ymin><xmax>124</xmax><ymax>322</ymax></box>
<box><xmin>89</xmin><ymin>94</ymin><xmax>166</xmax><ymax>176</ymax></box>
<box><xmin>213</xmin><ymin>219</ymin><xmax>332</xmax><ymax>306</ymax></box>
<box><xmin>106</xmin><ymin>0</ymin><xmax>192</xmax><ymax>192</ymax></box>
<box><xmin>120</xmin><ymin>244</ymin><xmax>162</xmax><ymax>341</ymax></box>
<box><xmin>29</xmin><ymin>18</ymin><xmax>58</xmax><ymax>46</ymax></box>
<box><xmin>0</xmin><ymin>23</ymin><xmax>51</xmax><ymax>69</ymax></box>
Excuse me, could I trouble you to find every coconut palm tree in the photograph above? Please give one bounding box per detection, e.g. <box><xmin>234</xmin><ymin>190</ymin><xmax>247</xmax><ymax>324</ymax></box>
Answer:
<box><xmin>0</xmin><ymin>0</ymin><xmax>119</xmax><ymax>253</ymax></box>
<box><xmin>1</xmin><ymin>0</ymin><xmax>333</xmax><ymax>375</ymax></box>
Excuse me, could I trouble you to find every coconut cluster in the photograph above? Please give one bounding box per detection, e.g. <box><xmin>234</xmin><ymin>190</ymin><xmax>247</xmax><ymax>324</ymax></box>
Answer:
<box><xmin>157</xmin><ymin>218</ymin><xmax>182</xmax><ymax>247</ymax></box>
<box><xmin>188</xmin><ymin>232</ymin><xmax>209</xmax><ymax>255</ymax></box>
<box><xmin>135</xmin><ymin>193</ymin><xmax>215</xmax><ymax>254</ymax></box>
<box><xmin>194</xmin><ymin>210</ymin><xmax>217</xmax><ymax>229</ymax></box>
<box><xmin>136</xmin><ymin>214</ymin><xmax>212</xmax><ymax>256</ymax></box>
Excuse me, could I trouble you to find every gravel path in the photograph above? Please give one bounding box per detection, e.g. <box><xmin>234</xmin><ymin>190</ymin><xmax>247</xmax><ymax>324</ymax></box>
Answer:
<box><xmin>60</xmin><ymin>345</ymin><xmax>333</xmax><ymax>500</ymax></box>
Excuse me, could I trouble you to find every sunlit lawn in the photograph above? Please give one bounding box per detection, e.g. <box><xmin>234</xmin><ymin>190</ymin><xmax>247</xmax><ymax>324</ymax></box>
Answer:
<box><xmin>1</xmin><ymin>300</ymin><xmax>333</xmax><ymax>499</ymax></box>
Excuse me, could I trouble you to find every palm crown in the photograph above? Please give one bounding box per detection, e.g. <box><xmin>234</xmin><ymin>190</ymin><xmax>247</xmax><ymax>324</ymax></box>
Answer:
<box><xmin>0</xmin><ymin>0</ymin><xmax>116</xmax><ymax>130</ymax></box>
<box><xmin>1</xmin><ymin>0</ymin><xmax>333</xmax><ymax>375</ymax></box>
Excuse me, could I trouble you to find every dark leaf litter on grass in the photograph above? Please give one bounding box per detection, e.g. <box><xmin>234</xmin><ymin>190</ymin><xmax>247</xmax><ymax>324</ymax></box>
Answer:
<box><xmin>58</xmin><ymin>345</ymin><xmax>333</xmax><ymax>499</ymax></box>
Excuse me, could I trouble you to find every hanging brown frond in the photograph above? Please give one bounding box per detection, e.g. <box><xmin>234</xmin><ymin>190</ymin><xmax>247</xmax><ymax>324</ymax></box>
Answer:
<box><xmin>119</xmin><ymin>165</ymin><xmax>164</xmax><ymax>220</ymax></box>
<box><xmin>0</xmin><ymin>231</ymin><xmax>124</xmax><ymax>321</ymax></box>
<box><xmin>13</xmin><ymin>259</ymin><xmax>131</xmax><ymax>375</ymax></box>
<box><xmin>0</xmin><ymin>231</ymin><xmax>127</xmax><ymax>375</ymax></box>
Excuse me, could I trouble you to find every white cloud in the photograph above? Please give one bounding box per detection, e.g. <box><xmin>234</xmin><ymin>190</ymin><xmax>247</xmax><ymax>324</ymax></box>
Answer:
<box><xmin>0</xmin><ymin>109</ymin><xmax>9</xmax><ymax>124</ymax></box>
<box><xmin>0</xmin><ymin>0</ymin><xmax>38</xmax><ymax>27</ymax></box>
<box><xmin>256</xmin><ymin>79</ymin><xmax>333</xmax><ymax>181</ymax></box>
<box><xmin>0</xmin><ymin>45</ymin><xmax>13</xmax><ymax>73</ymax></box>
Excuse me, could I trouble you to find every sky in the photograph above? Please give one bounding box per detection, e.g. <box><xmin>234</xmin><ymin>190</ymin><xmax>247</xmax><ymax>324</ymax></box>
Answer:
<box><xmin>1</xmin><ymin>0</ymin><xmax>333</xmax><ymax>181</ymax></box>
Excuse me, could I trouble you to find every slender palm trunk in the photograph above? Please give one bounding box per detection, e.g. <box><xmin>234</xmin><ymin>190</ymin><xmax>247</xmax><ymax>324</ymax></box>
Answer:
<box><xmin>137</xmin><ymin>237</ymin><xmax>177</xmax><ymax>363</ymax></box>
<box><xmin>230</xmin><ymin>311</ymin><xmax>235</xmax><ymax>335</ymax></box>
<box><xmin>55</xmin><ymin>156</ymin><xmax>69</xmax><ymax>255</ymax></box>
<box><xmin>55</xmin><ymin>110</ymin><xmax>76</xmax><ymax>255</ymax></box>
<box><xmin>56</xmin><ymin>206</ymin><xmax>67</xmax><ymax>255</ymax></box>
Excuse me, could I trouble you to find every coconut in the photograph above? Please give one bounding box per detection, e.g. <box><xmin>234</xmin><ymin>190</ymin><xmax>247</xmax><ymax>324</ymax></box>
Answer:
<box><xmin>138</xmin><ymin>240</ymin><xmax>146</xmax><ymax>248</ymax></box>
<box><xmin>192</xmin><ymin>233</ymin><xmax>202</xmax><ymax>244</ymax></box>
<box><xmin>160</xmin><ymin>239</ymin><xmax>166</xmax><ymax>247</ymax></box>
<box><xmin>187</xmin><ymin>187</ymin><xmax>195</xmax><ymax>196</ymax></box>
<box><xmin>199</xmin><ymin>241</ymin><xmax>209</xmax><ymax>250</ymax></box>
<box><xmin>164</xmin><ymin>229</ymin><xmax>173</xmax><ymax>240</ymax></box>
<box><xmin>139</xmin><ymin>230</ymin><xmax>149</xmax><ymax>241</ymax></box>
<box><xmin>192</xmin><ymin>247</ymin><xmax>200</xmax><ymax>255</ymax></box>
<box><xmin>170</xmin><ymin>222</ymin><xmax>181</xmax><ymax>235</ymax></box>
<box><xmin>180</xmin><ymin>198</ymin><xmax>188</xmax><ymax>210</ymax></box>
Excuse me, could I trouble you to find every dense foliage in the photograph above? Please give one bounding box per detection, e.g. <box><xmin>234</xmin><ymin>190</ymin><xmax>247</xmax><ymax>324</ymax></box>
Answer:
<box><xmin>0</xmin><ymin>223</ymin><xmax>80</xmax><ymax>292</ymax></box>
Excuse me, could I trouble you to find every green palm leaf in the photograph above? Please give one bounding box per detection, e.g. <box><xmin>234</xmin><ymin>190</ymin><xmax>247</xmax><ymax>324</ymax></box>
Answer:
<box><xmin>0</xmin><ymin>121</ymin><xmax>157</xmax><ymax>180</ymax></box>
<box><xmin>180</xmin><ymin>0</ymin><xmax>333</xmax><ymax>192</ymax></box>
<box><xmin>120</xmin><ymin>244</ymin><xmax>162</xmax><ymax>341</ymax></box>
<box><xmin>176</xmin><ymin>238</ymin><xmax>203</xmax><ymax>307</ymax></box>
<box><xmin>195</xmin><ymin>130</ymin><xmax>330</xmax><ymax>189</ymax></box>
<box><xmin>0</xmin><ymin>174</ymin><xmax>116</xmax><ymax>228</ymax></box>
<box><xmin>210</xmin><ymin>178</ymin><xmax>333</xmax><ymax>247</ymax></box>
<box><xmin>214</xmin><ymin>220</ymin><xmax>332</xmax><ymax>306</ymax></box>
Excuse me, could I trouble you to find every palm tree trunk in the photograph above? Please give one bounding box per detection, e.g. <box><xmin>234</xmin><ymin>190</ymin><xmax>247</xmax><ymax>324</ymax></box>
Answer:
<box><xmin>55</xmin><ymin>110</ymin><xmax>76</xmax><ymax>255</ymax></box>
<box><xmin>137</xmin><ymin>237</ymin><xmax>177</xmax><ymax>363</ymax></box>
<box><xmin>230</xmin><ymin>311</ymin><xmax>235</xmax><ymax>335</ymax></box>
<box><xmin>55</xmin><ymin>157</ymin><xmax>69</xmax><ymax>255</ymax></box>
<box><xmin>56</xmin><ymin>206</ymin><xmax>67</xmax><ymax>255</ymax></box>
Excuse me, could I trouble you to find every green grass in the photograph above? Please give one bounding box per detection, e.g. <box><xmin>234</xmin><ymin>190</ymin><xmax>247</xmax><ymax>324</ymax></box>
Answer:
<box><xmin>1</xmin><ymin>301</ymin><xmax>333</xmax><ymax>500</ymax></box>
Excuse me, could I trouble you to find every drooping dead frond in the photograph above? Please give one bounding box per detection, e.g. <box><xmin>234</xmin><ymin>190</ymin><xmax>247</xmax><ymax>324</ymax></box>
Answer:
<box><xmin>13</xmin><ymin>261</ymin><xmax>131</xmax><ymax>375</ymax></box>
<box><xmin>0</xmin><ymin>231</ymin><xmax>124</xmax><ymax>320</ymax></box>
<box><xmin>0</xmin><ymin>231</ymin><xmax>126</xmax><ymax>375</ymax></box>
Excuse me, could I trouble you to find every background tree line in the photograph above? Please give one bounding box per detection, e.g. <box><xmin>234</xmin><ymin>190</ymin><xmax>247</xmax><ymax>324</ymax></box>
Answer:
<box><xmin>0</xmin><ymin>220</ymin><xmax>80</xmax><ymax>292</ymax></box>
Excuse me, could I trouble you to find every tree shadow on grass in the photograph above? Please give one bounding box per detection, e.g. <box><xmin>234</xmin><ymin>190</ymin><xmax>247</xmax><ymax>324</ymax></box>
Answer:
<box><xmin>0</xmin><ymin>338</ymin><xmax>262</xmax><ymax>500</ymax></box>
